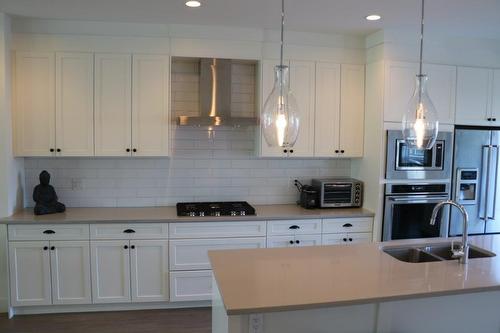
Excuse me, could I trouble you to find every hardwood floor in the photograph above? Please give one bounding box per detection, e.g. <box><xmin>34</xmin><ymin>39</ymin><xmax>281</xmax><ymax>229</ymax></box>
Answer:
<box><xmin>0</xmin><ymin>308</ymin><xmax>211</xmax><ymax>333</ymax></box>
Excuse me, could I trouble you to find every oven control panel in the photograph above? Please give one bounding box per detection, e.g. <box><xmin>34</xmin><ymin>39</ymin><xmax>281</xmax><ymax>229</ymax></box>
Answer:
<box><xmin>455</xmin><ymin>168</ymin><xmax>479</xmax><ymax>205</ymax></box>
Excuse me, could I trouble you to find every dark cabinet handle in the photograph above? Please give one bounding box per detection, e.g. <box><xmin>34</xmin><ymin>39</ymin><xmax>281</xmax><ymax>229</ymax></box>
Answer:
<box><xmin>289</xmin><ymin>240</ymin><xmax>294</xmax><ymax>244</ymax></box>
<box><xmin>56</xmin><ymin>148</ymin><xmax>61</xmax><ymax>152</ymax></box>
<box><xmin>289</xmin><ymin>225</ymin><xmax>300</xmax><ymax>230</ymax></box>
<box><xmin>348</xmin><ymin>238</ymin><xmax>353</xmax><ymax>242</ymax></box>
<box><xmin>123</xmin><ymin>229</ymin><xmax>136</xmax><ymax>233</ymax></box>
<box><xmin>50</xmin><ymin>148</ymin><xmax>55</xmax><ymax>152</ymax></box>
<box><xmin>494</xmin><ymin>118</ymin><xmax>497</xmax><ymax>122</ymax></box>
<box><xmin>283</xmin><ymin>149</ymin><xmax>288</xmax><ymax>153</ymax></box>
<box><xmin>131</xmin><ymin>245</ymin><xmax>135</xmax><ymax>249</ymax></box>
<box><xmin>295</xmin><ymin>240</ymin><xmax>300</xmax><ymax>244</ymax></box>
<box><xmin>289</xmin><ymin>149</ymin><xmax>294</xmax><ymax>153</ymax></box>
<box><xmin>43</xmin><ymin>246</ymin><xmax>48</xmax><ymax>251</ymax></box>
<box><xmin>43</xmin><ymin>230</ymin><xmax>56</xmax><ymax>234</ymax></box>
<box><xmin>126</xmin><ymin>148</ymin><xmax>131</xmax><ymax>152</ymax></box>
<box><xmin>488</xmin><ymin>118</ymin><xmax>492</xmax><ymax>121</ymax></box>
<box><xmin>124</xmin><ymin>245</ymin><xmax>129</xmax><ymax>249</ymax></box>
<box><xmin>343</xmin><ymin>238</ymin><xmax>347</xmax><ymax>242</ymax></box>
<box><xmin>335</xmin><ymin>150</ymin><xmax>339</xmax><ymax>153</ymax></box>
<box><xmin>132</xmin><ymin>148</ymin><xmax>137</xmax><ymax>153</ymax></box>
<box><xmin>340</xmin><ymin>150</ymin><xmax>345</xmax><ymax>154</ymax></box>
<box><xmin>342</xmin><ymin>223</ymin><xmax>353</xmax><ymax>228</ymax></box>
<box><xmin>50</xmin><ymin>246</ymin><xmax>55</xmax><ymax>250</ymax></box>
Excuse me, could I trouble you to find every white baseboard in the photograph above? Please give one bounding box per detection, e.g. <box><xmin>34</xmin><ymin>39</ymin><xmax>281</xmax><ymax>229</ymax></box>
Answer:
<box><xmin>10</xmin><ymin>300</ymin><xmax>211</xmax><ymax>317</ymax></box>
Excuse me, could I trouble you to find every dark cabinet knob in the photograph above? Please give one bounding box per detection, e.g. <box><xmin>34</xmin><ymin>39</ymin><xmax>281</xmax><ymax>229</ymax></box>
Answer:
<box><xmin>349</xmin><ymin>238</ymin><xmax>353</xmax><ymax>242</ymax></box>
<box><xmin>124</xmin><ymin>245</ymin><xmax>129</xmax><ymax>249</ymax></box>
<box><xmin>50</xmin><ymin>246</ymin><xmax>55</xmax><ymax>250</ymax></box>
<box><xmin>289</xmin><ymin>149</ymin><xmax>294</xmax><ymax>153</ymax></box>
<box><xmin>43</xmin><ymin>230</ymin><xmax>56</xmax><ymax>234</ymax></box>
<box><xmin>340</xmin><ymin>150</ymin><xmax>345</xmax><ymax>154</ymax></box>
<box><xmin>56</xmin><ymin>148</ymin><xmax>61</xmax><ymax>152</ymax></box>
<box><xmin>126</xmin><ymin>148</ymin><xmax>131</xmax><ymax>152</ymax></box>
<box><xmin>494</xmin><ymin>118</ymin><xmax>497</xmax><ymax>122</ymax></box>
<box><xmin>123</xmin><ymin>229</ymin><xmax>136</xmax><ymax>234</ymax></box>
<box><xmin>132</xmin><ymin>148</ymin><xmax>137</xmax><ymax>153</ymax></box>
<box><xmin>488</xmin><ymin>118</ymin><xmax>492</xmax><ymax>121</ymax></box>
<box><xmin>131</xmin><ymin>245</ymin><xmax>135</xmax><ymax>249</ymax></box>
<box><xmin>283</xmin><ymin>149</ymin><xmax>288</xmax><ymax>153</ymax></box>
<box><xmin>289</xmin><ymin>240</ymin><xmax>294</xmax><ymax>244</ymax></box>
<box><xmin>343</xmin><ymin>238</ymin><xmax>347</xmax><ymax>242</ymax></box>
<box><xmin>335</xmin><ymin>150</ymin><xmax>339</xmax><ymax>153</ymax></box>
<box><xmin>295</xmin><ymin>240</ymin><xmax>300</xmax><ymax>244</ymax></box>
<box><xmin>43</xmin><ymin>246</ymin><xmax>48</xmax><ymax>251</ymax></box>
<box><xmin>50</xmin><ymin>148</ymin><xmax>55</xmax><ymax>152</ymax></box>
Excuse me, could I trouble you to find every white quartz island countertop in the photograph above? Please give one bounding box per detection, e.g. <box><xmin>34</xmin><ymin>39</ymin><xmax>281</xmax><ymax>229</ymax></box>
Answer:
<box><xmin>208</xmin><ymin>235</ymin><xmax>500</xmax><ymax>315</ymax></box>
<box><xmin>0</xmin><ymin>205</ymin><xmax>373</xmax><ymax>224</ymax></box>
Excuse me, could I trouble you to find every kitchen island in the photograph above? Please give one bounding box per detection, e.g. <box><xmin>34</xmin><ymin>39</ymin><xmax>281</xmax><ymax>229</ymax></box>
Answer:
<box><xmin>209</xmin><ymin>235</ymin><xmax>500</xmax><ymax>333</ymax></box>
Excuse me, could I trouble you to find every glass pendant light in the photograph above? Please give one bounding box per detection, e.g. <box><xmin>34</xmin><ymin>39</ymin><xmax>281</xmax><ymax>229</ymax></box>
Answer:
<box><xmin>402</xmin><ymin>0</ymin><xmax>439</xmax><ymax>150</ymax></box>
<box><xmin>262</xmin><ymin>0</ymin><xmax>300</xmax><ymax>148</ymax></box>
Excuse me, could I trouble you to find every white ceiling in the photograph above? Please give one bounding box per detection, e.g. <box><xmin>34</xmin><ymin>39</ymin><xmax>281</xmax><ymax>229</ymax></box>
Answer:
<box><xmin>1</xmin><ymin>0</ymin><xmax>500</xmax><ymax>39</ymax></box>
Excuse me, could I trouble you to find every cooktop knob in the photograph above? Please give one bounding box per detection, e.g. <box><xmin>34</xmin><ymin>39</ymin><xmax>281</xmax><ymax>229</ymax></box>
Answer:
<box><xmin>230</xmin><ymin>211</ymin><xmax>237</xmax><ymax>216</ymax></box>
<box><xmin>189</xmin><ymin>212</ymin><xmax>196</xmax><ymax>217</ymax></box>
<box><xmin>199</xmin><ymin>212</ymin><xmax>205</xmax><ymax>217</ymax></box>
<box><xmin>214</xmin><ymin>211</ymin><xmax>221</xmax><ymax>217</ymax></box>
<box><xmin>240</xmin><ymin>211</ymin><xmax>246</xmax><ymax>216</ymax></box>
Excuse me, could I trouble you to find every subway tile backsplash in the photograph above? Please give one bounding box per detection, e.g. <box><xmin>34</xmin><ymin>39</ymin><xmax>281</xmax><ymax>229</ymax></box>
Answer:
<box><xmin>24</xmin><ymin>127</ymin><xmax>351</xmax><ymax>207</ymax></box>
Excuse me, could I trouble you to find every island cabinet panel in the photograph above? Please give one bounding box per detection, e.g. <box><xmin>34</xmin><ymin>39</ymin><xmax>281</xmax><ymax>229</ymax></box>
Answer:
<box><xmin>169</xmin><ymin>221</ymin><xmax>266</xmax><ymax>239</ymax></box>
<box><xmin>267</xmin><ymin>234</ymin><xmax>322</xmax><ymax>248</ymax></box>
<box><xmin>9</xmin><ymin>241</ymin><xmax>52</xmax><ymax>306</ymax></box>
<box><xmin>130</xmin><ymin>240</ymin><xmax>169</xmax><ymax>302</ymax></box>
<box><xmin>322</xmin><ymin>217</ymin><xmax>373</xmax><ymax>234</ymax></box>
<box><xmin>90</xmin><ymin>240</ymin><xmax>131</xmax><ymax>304</ymax></box>
<box><xmin>50</xmin><ymin>241</ymin><xmax>92</xmax><ymax>305</ymax></box>
<box><xmin>170</xmin><ymin>270</ymin><xmax>212</xmax><ymax>302</ymax></box>
<box><xmin>267</xmin><ymin>219</ymin><xmax>322</xmax><ymax>236</ymax></box>
<box><xmin>8</xmin><ymin>224</ymin><xmax>90</xmax><ymax>241</ymax></box>
<box><xmin>169</xmin><ymin>238</ymin><xmax>266</xmax><ymax>271</ymax></box>
<box><xmin>90</xmin><ymin>223</ymin><xmax>169</xmax><ymax>240</ymax></box>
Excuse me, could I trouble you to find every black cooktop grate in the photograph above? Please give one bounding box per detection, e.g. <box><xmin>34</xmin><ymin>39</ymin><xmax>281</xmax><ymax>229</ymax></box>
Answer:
<box><xmin>176</xmin><ymin>201</ymin><xmax>256</xmax><ymax>217</ymax></box>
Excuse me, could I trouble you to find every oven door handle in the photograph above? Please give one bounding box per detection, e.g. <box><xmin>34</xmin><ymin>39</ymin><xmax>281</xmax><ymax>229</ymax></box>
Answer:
<box><xmin>388</xmin><ymin>196</ymin><xmax>449</xmax><ymax>203</ymax></box>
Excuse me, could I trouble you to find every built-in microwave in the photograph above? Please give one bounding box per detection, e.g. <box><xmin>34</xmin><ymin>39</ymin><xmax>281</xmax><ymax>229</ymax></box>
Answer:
<box><xmin>385</xmin><ymin>130</ymin><xmax>453</xmax><ymax>180</ymax></box>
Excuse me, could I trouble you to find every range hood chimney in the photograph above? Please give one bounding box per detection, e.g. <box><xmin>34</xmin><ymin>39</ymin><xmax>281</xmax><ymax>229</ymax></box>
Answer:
<box><xmin>177</xmin><ymin>58</ymin><xmax>258</xmax><ymax>127</ymax></box>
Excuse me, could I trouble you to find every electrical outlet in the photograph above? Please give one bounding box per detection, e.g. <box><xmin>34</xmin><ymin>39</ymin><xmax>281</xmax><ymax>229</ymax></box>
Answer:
<box><xmin>248</xmin><ymin>314</ymin><xmax>264</xmax><ymax>333</ymax></box>
<box><xmin>71</xmin><ymin>179</ymin><xmax>83</xmax><ymax>191</ymax></box>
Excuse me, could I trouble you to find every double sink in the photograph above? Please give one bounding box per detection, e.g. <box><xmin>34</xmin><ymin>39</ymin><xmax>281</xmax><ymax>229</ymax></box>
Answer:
<box><xmin>383</xmin><ymin>242</ymin><xmax>496</xmax><ymax>263</ymax></box>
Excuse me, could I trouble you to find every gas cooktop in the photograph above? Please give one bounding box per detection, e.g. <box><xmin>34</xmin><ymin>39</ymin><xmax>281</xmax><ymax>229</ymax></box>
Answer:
<box><xmin>176</xmin><ymin>201</ymin><xmax>256</xmax><ymax>217</ymax></box>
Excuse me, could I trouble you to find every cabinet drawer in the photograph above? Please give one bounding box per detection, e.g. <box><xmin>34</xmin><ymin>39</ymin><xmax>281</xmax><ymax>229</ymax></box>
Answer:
<box><xmin>267</xmin><ymin>219</ymin><xmax>322</xmax><ymax>236</ymax></box>
<box><xmin>169</xmin><ymin>270</ymin><xmax>212</xmax><ymax>302</ymax></box>
<box><xmin>169</xmin><ymin>221</ymin><xmax>266</xmax><ymax>239</ymax></box>
<box><xmin>266</xmin><ymin>234</ymin><xmax>322</xmax><ymax>248</ymax></box>
<box><xmin>169</xmin><ymin>237</ymin><xmax>266</xmax><ymax>270</ymax></box>
<box><xmin>8</xmin><ymin>224</ymin><xmax>90</xmax><ymax>241</ymax></box>
<box><xmin>90</xmin><ymin>223</ymin><xmax>168</xmax><ymax>240</ymax></box>
<box><xmin>322</xmin><ymin>232</ymin><xmax>373</xmax><ymax>245</ymax></box>
<box><xmin>322</xmin><ymin>217</ymin><xmax>373</xmax><ymax>234</ymax></box>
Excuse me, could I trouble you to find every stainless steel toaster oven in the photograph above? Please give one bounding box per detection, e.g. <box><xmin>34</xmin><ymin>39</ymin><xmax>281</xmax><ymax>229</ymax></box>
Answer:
<box><xmin>311</xmin><ymin>178</ymin><xmax>363</xmax><ymax>208</ymax></box>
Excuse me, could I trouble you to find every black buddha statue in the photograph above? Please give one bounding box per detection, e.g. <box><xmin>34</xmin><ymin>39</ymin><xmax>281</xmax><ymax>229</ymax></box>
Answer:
<box><xmin>33</xmin><ymin>170</ymin><xmax>66</xmax><ymax>215</ymax></box>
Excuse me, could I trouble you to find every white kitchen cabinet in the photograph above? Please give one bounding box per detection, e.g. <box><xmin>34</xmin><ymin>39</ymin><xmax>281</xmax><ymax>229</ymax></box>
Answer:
<box><xmin>322</xmin><ymin>232</ymin><xmax>372</xmax><ymax>245</ymax></box>
<box><xmin>169</xmin><ymin>221</ymin><xmax>266</xmax><ymax>239</ymax></box>
<box><xmin>90</xmin><ymin>223</ymin><xmax>169</xmax><ymax>240</ymax></box>
<box><xmin>8</xmin><ymin>224</ymin><xmax>90</xmax><ymax>241</ymax></box>
<box><xmin>170</xmin><ymin>270</ymin><xmax>212</xmax><ymax>302</ymax></box>
<box><xmin>322</xmin><ymin>217</ymin><xmax>373</xmax><ymax>234</ymax></box>
<box><xmin>267</xmin><ymin>219</ymin><xmax>322</xmax><ymax>236</ymax></box>
<box><xmin>314</xmin><ymin>62</ymin><xmax>341</xmax><ymax>157</ymax></box>
<box><xmin>90</xmin><ymin>240</ymin><xmax>131</xmax><ymax>304</ymax></box>
<box><xmin>14</xmin><ymin>52</ymin><xmax>55</xmax><ymax>156</ymax></box>
<box><xmin>50</xmin><ymin>241</ymin><xmax>92</xmax><ymax>305</ymax></box>
<box><xmin>267</xmin><ymin>234</ymin><xmax>322</xmax><ymax>248</ymax></box>
<box><xmin>260</xmin><ymin>59</ymin><xmax>315</xmax><ymax>158</ymax></box>
<box><xmin>94</xmin><ymin>53</ymin><xmax>132</xmax><ymax>156</ymax></box>
<box><xmin>9</xmin><ymin>241</ymin><xmax>52</xmax><ymax>306</ymax></box>
<box><xmin>55</xmin><ymin>52</ymin><xmax>94</xmax><ymax>156</ymax></box>
<box><xmin>130</xmin><ymin>239</ymin><xmax>169</xmax><ymax>302</ymax></box>
<box><xmin>490</xmin><ymin>70</ymin><xmax>500</xmax><ymax>121</ymax></box>
<box><xmin>384</xmin><ymin>61</ymin><xmax>457</xmax><ymax>125</ymax></box>
<box><xmin>455</xmin><ymin>66</ymin><xmax>493</xmax><ymax>126</ymax></box>
<box><xmin>132</xmin><ymin>54</ymin><xmax>170</xmax><ymax>157</ymax></box>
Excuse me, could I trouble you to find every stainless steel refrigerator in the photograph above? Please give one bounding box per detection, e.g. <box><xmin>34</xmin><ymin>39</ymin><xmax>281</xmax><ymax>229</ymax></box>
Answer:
<box><xmin>452</xmin><ymin>127</ymin><xmax>500</xmax><ymax>235</ymax></box>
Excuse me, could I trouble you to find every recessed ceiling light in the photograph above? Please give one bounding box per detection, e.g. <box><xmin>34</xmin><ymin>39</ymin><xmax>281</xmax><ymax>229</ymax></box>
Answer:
<box><xmin>185</xmin><ymin>0</ymin><xmax>201</xmax><ymax>8</ymax></box>
<box><xmin>365</xmin><ymin>14</ymin><xmax>381</xmax><ymax>21</ymax></box>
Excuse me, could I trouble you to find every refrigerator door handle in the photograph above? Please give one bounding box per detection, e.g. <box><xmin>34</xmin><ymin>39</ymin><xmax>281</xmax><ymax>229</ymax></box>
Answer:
<box><xmin>480</xmin><ymin>145</ymin><xmax>491</xmax><ymax>221</ymax></box>
<box><xmin>488</xmin><ymin>145</ymin><xmax>499</xmax><ymax>220</ymax></box>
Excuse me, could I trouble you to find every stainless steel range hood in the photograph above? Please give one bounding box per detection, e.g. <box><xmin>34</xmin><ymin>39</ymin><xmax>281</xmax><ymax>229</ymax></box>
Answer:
<box><xmin>177</xmin><ymin>58</ymin><xmax>258</xmax><ymax>127</ymax></box>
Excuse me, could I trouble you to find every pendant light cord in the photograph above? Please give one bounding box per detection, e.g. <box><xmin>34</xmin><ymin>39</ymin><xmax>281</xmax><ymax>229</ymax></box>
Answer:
<box><xmin>418</xmin><ymin>0</ymin><xmax>425</xmax><ymax>77</ymax></box>
<box><xmin>280</xmin><ymin>0</ymin><xmax>284</xmax><ymax>68</ymax></box>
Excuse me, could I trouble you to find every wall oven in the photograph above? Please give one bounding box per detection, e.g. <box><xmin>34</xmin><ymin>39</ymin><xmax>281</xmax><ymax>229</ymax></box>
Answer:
<box><xmin>386</xmin><ymin>130</ymin><xmax>453</xmax><ymax>180</ymax></box>
<box><xmin>382</xmin><ymin>183</ymin><xmax>450</xmax><ymax>241</ymax></box>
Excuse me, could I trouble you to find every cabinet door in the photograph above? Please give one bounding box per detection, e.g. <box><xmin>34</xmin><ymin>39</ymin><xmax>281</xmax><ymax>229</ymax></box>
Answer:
<box><xmin>289</xmin><ymin>60</ymin><xmax>315</xmax><ymax>157</ymax></box>
<box><xmin>132</xmin><ymin>55</ymin><xmax>170</xmax><ymax>157</ymax></box>
<box><xmin>314</xmin><ymin>62</ymin><xmax>341</xmax><ymax>157</ymax></box>
<box><xmin>347</xmin><ymin>232</ymin><xmax>372</xmax><ymax>244</ymax></box>
<box><xmin>94</xmin><ymin>53</ymin><xmax>132</xmax><ymax>156</ymax></box>
<box><xmin>260</xmin><ymin>59</ymin><xmax>290</xmax><ymax>158</ymax></box>
<box><xmin>14</xmin><ymin>52</ymin><xmax>55</xmax><ymax>156</ymax></box>
<box><xmin>456</xmin><ymin>67</ymin><xmax>492</xmax><ymax>126</ymax></box>
<box><xmin>55</xmin><ymin>52</ymin><xmax>94</xmax><ymax>156</ymax></box>
<box><xmin>267</xmin><ymin>234</ymin><xmax>322</xmax><ymax>248</ymax></box>
<box><xmin>424</xmin><ymin>64</ymin><xmax>457</xmax><ymax>124</ymax></box>
<box><xmin>339</xmin><ymin>64</ymin><xmax>365</xmax><ymax>158</ymax></box>
<box><xmin>169</xmin><ymin>270</ymin><xmax>212</xmax><ymax>302</ymax></box>
<box><xmin>90</xmin><ymin>240</ymin><xmax>131</xmax><ymax>304</ymax></box>
<box><xmin>491</xmin><ymin>70</ymin><xmax>500</xmax><ymax>121</ymax></box>
<box><xmin>384</xmin><ymin>61</ymin><xmax>419</xmax><ymax>123</ymax></box>
<box><xmin>321</xmin><ymin>233</ymin><xmax>347</xmax><ymax>245</ymax></box>
<box><xmin>50</xmin><ymin>241</ymin><xmax>92</xmax><ymax>305</ymax></box>
<box><xmin>129</xmin><ymin>240</ymin><xmax>169</xmax><ymax>302</ymax></box>
<box><xmin>9</xmin><ymin>241</ymin><xmax>51</xmax><ymax>306</ymax></box>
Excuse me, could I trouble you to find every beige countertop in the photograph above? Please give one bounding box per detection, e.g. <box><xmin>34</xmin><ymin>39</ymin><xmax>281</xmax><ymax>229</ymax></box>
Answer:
<box><xmin>0</xmin><ymin>205</ymin><xmax>373</xmax><ymax>224</ymax></box>
<box><xmin>209</xmin><ymin>235</ymin><xmax>500</xmax><ymax>315</ymax></box>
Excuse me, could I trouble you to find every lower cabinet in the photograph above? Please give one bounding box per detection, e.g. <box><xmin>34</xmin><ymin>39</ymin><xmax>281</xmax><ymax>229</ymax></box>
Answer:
<box><xmin>322</xmin><ymin>232</ymin><xmax>372</xmax><ymax>245</ymax></box>
<box><xmin>9</xmin><ymin>240</ymin><xmax>91</xmax><ymax>306</ymax></box>
<box><xmin>169</xmin><ymin>270</ymin><xmax>213</xmax><ymax>302</ymax></box>
<box><xmin>91</xmin><ymin>239</ymin><xmax>168</xmax><ymax>304</ymax></box>
<box><xmin>266</xmin><ymin>234</ymin><xmax>322</xmax><ymax>248</ymax></box>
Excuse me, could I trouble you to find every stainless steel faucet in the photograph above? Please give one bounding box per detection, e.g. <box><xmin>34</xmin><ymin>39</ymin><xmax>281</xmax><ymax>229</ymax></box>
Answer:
<box><xmin>430</xmin><ymin>200</ymin><xmax>469</xmax><ymax>264</ymax></box>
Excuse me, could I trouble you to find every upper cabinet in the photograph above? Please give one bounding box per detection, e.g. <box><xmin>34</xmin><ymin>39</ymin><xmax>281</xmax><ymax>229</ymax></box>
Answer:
<box><xmin>14</xmin><ymin>51</ymin><xmax>170</xmax><ymax>157</ymax></box>
<box><xmin>455</xmin><ymin>66</ymin><xmax>498</xmax><ymax>126</ymax></box>
<box><xmin>383</xmin><ymin>61</ymin><xmax>456</xmax><ymax>125</ymax></box>
<box><xmin>14</xmin><ymin>52</ymin><xmax>56</xmax><ymax>156</ymax></box>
